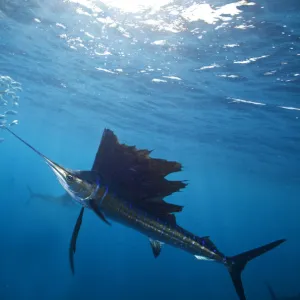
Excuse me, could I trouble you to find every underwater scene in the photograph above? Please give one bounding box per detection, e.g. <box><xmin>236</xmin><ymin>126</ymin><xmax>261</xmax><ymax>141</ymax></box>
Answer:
<box><xmin>0</xmin><ymin>0</ymin><xmax>300</xmax><ymax>299</ymax></box>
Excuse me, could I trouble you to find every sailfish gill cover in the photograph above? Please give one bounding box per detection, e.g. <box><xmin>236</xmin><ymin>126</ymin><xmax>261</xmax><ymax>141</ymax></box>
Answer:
<box><xmin>0</xmin><ymin>1</ymin><xmax>299</xmax><ymax>300</ymax></box>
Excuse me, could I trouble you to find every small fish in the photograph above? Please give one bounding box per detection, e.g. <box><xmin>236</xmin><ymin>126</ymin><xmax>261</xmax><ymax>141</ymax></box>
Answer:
<box><xmin>12</xmin><ymin>86</ymin><xmax>22</xmax><ymax>91</ymax></box>
<box><xmin>26</xmin><ymin>185</ymin><xmax>76</xmax><ymax>207</ymax></box>
<box><xmin>9</xmin><ymin>120</ymin><xmax>19</xmax><ymax>126</ymax></box>
<box><xmin>0</xmin><ymin>100</ymin><xmax>8</xmax><ymax>106</ymax></box>
<box><xmin>5</xmin><ymin>110</ymin><xmax>18</xmax><ymax>115</ymax></box>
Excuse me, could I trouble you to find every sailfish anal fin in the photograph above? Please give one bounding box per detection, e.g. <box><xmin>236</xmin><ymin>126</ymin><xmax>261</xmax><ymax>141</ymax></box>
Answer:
<box><xmin>149</xmin><ymin>238</ymin><xmax>163</xmax><ymax>258</ymax></box>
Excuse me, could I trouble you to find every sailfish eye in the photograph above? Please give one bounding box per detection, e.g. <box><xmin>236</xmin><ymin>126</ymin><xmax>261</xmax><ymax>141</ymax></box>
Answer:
<box><xmin>66</xmin><ymin>174</ymin><xmax>74</xmax><ymax>182</ymax></box>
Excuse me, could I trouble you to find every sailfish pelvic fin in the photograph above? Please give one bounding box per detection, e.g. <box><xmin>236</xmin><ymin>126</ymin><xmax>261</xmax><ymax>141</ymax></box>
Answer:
<box><xmin>69</xmin><ymin>207</ymin><xmax>85</xmax><ymax>275</ymax></box>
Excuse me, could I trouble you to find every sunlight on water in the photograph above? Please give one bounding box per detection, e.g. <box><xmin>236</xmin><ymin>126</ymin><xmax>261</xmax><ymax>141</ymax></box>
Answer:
<box><xmin>228</xmin><ymin>97</ymin><xmax>300</xmax><ymax>113</ymax></box>
<box><xmin>181</xmin><ymin>1</ymin><xmax>255</xmax><ymax>24</ymax></box>
<box><xmin>57</xmin><ymin>0</ymin><xmax>261</xmax><ymax>72</ymax></box>
<box><xmin>67</xmin><ymin>0</ymin><xmax>256</xmax><ymax>28</ymax></box>
<box><xmin>68</xmin><ymin>0</ymin><xmax>173</xmax><ymax>13</ymax></box>
<box><xmin>229</xmin><ymin>98</ymin><xmax>266</xmax><ymax>106</ymax></box>
<box><xmin>5</xmin><ymin>0</ymin><xmax>295</xmax><ymax>119</ymax></box>
<box><xmin>69</xmin><ymin>0</ymin><xmax>256</xmax><ymax>16</ymax></box>
<box><xmin>280</xmin><ymin>106</ymin><xmax>300</xmax><ymax>111</ymax></box>
<box><xmin>234</xmin><ymin>55</ymin><xmax>269</xmax><ymax>64</ymax></box>
<box><xmin>102</xmin><ymin>0</ymin><xmax>173</xmax><ymax>13</ymax></box>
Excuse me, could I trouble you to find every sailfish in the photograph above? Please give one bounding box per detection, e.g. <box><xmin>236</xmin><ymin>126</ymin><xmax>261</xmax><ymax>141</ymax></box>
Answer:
<box><xmin>5</xmin><ymin>126</ymin><xmax>286</xmax><ymax>300</ymax></box>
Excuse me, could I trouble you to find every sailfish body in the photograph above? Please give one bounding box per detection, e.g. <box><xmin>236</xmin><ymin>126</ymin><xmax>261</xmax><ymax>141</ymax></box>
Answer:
<box><xmin>92</xmin><ymin>186</ymin><xmax>223</xmax><ymax>261</ymax></box>
<box><xmin>5</xmin><ymin>127</ymin><xmax>286</xmax><ymax>300</ymax></box>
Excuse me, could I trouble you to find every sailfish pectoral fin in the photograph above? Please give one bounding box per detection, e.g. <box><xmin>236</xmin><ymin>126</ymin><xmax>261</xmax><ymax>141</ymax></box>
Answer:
<box><xmin>69</xmin><ymin>207</ymin><xmax>85</xmax><ymax>275</ymax></box>
<box><xmin>89</xmin><ymin>199</ymin><xmax>111</xmax><ymax>226</ymax></box>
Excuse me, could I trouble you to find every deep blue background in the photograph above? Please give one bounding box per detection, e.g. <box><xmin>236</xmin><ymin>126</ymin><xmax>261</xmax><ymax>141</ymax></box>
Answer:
<box><xmin>0</xmin><ymin>0</ymin><xmax>300</xmax><ymax>299</ymax></box>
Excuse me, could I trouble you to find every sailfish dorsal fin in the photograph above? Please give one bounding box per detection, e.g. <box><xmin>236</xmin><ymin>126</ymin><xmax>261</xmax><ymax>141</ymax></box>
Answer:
<box><xmin>91</xmin><ymin>129</ymin><xmax>187</xmax><ymax>218</ymax></box>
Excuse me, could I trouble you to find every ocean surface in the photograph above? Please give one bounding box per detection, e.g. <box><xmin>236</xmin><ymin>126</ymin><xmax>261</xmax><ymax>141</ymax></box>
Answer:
<box><xmin>0</xmin><ymin>0</ymin><xmax>300</xmax><ymax>299</ymax></box>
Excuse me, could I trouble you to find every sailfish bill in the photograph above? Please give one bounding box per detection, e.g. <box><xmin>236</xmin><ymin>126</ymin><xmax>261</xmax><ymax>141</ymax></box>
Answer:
<box><xmin>6</xmin><ymin>126</ymin><xmax>286</xmax><ymax>300</ymax></box>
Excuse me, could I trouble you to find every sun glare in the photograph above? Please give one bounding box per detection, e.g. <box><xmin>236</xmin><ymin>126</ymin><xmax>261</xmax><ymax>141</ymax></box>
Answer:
<box><xmin>101</xmin><ymin>0</ymin><xmax>173</xmax><ymax>12</ymax></box>
<box><xmin>68</xmin><ymin>0</ymin><xmax>174</xmax><ymax>13</ymax></box>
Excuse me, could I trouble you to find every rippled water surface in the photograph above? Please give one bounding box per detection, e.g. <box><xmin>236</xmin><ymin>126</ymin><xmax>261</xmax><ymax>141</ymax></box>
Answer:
<box><xmin>0</xmin><ymin>1</ymin><xmax>300</xmax><ymax>300</ymax></box>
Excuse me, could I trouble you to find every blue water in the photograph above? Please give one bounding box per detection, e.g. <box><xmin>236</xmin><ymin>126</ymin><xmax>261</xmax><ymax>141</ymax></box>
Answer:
<box><xmin>1</xmin><ymin>0</ymin><xmax>300</xmax><ymax>299</ymax></box>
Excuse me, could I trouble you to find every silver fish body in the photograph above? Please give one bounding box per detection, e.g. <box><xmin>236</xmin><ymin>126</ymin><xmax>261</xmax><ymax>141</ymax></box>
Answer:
<box><xmin>95</xmin><ymin>191</ymin><xmax>224</xmax><ymax>262</ymax></box>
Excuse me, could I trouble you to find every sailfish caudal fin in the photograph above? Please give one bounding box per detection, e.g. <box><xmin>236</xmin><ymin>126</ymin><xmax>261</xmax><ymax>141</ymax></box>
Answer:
<box><xmin>226</xmin><ymin>239</ymin><xmax>286</xmax><ymax>300</ymax></box>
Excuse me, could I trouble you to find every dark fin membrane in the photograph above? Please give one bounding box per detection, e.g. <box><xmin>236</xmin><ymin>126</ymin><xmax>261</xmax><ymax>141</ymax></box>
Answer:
<box><xmin>149</xmin><ymin>239</ymin><xmax>163</xmax><ymax>258</ymax></box>
<box><xmin>142</xmin><ymin>197</ymin><xmax>183</xmax><ymax>216</ymax></box>
<box><xmin>160</xmin><ymin>213</ymin><xmax>176</xmax><ymax>225</ymax></box>
<box><xmin>91</xmin><ymin>129</ymin><xmax>187</xmax><ymax>216</ymax></box>
<box><xmin>265</xmin><ymin>282</ymin><xmax>277</xmax><ymax>300</ymax></box>
<box><xmin>226</xmin><ymin>239</ymin><xmax>286</xmax><ymax>300</ymax></box>
<box><xmin>69</xmin><ymin>207</ymin><xmax>85</xmax><ymax>275</ymax></box>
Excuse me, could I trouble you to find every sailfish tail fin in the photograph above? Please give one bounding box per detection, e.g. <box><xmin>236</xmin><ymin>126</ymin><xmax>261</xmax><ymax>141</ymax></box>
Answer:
<box><xmin>225</xmin><ymin>239</ymin><xmax>286</xmax><ymax>300</ymax></box>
